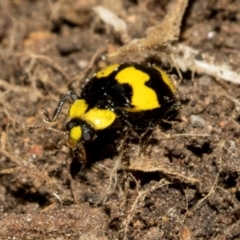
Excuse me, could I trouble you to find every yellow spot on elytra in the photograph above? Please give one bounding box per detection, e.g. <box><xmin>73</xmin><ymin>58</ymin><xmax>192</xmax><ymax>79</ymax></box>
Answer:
<box><xmin>83</xmin><ymin>108</ymin><xmax>116</xmax><ymax>130</ymax></box>
<box><xmin>96</xmin><ymin>64</ymin><xmax>120</xmax><ymax>78</ymax></box>
<box><xmin>115</xmin><ymin>67</ymin><xmax>160</xmax><ymax>112</ymax></box>
<box><xmin>68</xmin><ymin>99</ymin><xmax>88</xmax><ymax>118</ymax></box>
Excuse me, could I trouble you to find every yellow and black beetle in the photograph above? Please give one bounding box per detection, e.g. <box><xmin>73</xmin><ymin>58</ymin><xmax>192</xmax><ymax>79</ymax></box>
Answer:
<box><xmin>44</xmin><ymin>62</ymin><xmax>180</xmax><ymax>168</ymax></box>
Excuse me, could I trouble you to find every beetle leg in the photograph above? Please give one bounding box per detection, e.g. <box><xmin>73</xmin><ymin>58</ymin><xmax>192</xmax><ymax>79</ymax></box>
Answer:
<box><xmin>44</xmin><ymin>91</ymin><xmax>79</xmax><ymax>122</ymax></box>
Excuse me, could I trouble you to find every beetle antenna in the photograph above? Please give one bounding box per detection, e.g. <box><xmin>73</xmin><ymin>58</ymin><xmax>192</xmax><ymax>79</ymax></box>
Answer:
<box><xmin>27</xmin><ymin>125</ymin><xmax>68</xmax><ymax>135</ymax></box>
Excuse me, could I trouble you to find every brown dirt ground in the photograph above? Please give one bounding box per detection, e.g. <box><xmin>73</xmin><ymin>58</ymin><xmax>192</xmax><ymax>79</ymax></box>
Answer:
<box><xmin>1</xmin><ymin>0</ymin><xmax>240</xmax><ymax>239</ymax></box>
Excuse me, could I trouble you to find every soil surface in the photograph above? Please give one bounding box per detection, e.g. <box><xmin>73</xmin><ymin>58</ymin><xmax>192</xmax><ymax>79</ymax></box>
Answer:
<box><xmin>1</xmin><ymin>0</ymin><xmax>240</xmax><ymax>239</ymax></box>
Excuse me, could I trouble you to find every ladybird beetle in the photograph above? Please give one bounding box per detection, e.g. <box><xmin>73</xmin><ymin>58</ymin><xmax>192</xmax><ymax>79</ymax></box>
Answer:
<box><xmin>44</xmin><ymin>62</ymin><xmax>180</xmax><ymax>167</ymax></box>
